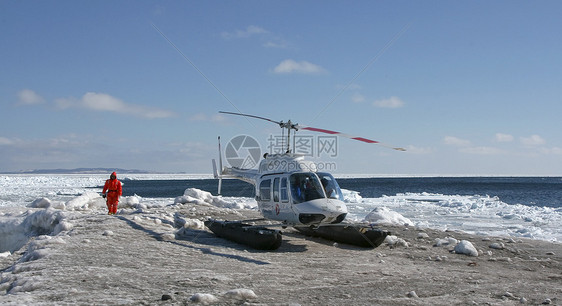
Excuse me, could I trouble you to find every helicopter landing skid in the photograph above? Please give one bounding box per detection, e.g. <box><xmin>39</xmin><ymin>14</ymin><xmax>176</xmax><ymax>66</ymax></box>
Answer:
<box><xmin>204</xmin><ymin>219</ymin><xmax>282</xmax><ymax>250</ymax></box>
<box><xmin>294</xmin><ymin>224</ymin><xmax>390</xmax><ymax>248</ymax></box>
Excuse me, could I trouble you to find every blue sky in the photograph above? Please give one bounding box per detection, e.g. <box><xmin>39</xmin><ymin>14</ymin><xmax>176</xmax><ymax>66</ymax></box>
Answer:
<box><xmin>1</xmin><ymin>1</ymin><xmax>561</xmax><ymax>175</ymax></box>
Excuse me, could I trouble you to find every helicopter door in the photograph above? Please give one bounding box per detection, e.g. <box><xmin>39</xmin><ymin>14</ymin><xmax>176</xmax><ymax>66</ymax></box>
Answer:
<box><xmin>259</xmin><ymin>179</ymin><xmax>271</xmax><ymax>201</ymax></box>
<box><xmin>280</xmin><ymin>178</ymin><xmax>289</xmax><ymax>202</ymax></box>
<box><xmin>273</xmin><ymin>177</ymin><xmax>280</xmax><ymax>202</ymax></box>
<box><xmin>273</xmin><ymin>177</ymin><xmax>296</xmax><ymax>222</ymax></box>
<box><xmin>258</xmin><ymin>179</ymin><xmax>274</xmax><ymax>217</ymax></box>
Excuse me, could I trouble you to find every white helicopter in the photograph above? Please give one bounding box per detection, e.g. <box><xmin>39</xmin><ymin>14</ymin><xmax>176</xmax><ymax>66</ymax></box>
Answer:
<box><xmin>208</xmin><ymin>111</ymin><xmax>405</xmax><ymax>250</ymax></box>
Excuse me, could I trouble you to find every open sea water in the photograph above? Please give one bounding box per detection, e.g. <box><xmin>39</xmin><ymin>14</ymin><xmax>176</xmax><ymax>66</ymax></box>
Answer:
<box><xmin>117</xmin><ymin>177</ymin><xmax>562</xmax><ymax>208</ymax></box>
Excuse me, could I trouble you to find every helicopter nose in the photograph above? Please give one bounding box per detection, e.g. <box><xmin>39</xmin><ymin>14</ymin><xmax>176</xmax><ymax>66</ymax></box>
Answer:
<box><xmin>294</xmin><ymin>199</ymin><xmax>348</xmax><ymax>225</ymax></box>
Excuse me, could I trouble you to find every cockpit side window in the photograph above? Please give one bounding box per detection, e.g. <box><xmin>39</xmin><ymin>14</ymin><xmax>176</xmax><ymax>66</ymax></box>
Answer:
<box><xmin>280</xmin><ymin>178</ymin><xmax>288</xmax><ymax>202</ymax></box>
<box><xmin>259</xmin><ymin>179</ymin><xmax>271</xmax><ymax>201</ymax></box>
<box><xmin>289</xmin><ymin>173</ymin><xmax>325</xmax><ymax>204</ymax></box>
<box><xmin>317</xmin><ymin>172</ymin><xmax>344</xmax><ymax>201</ymax></box>
<box><xmin>273</xmin><ymin>177</ymin><xmax>280</xmax><ymax>202</ymax></box>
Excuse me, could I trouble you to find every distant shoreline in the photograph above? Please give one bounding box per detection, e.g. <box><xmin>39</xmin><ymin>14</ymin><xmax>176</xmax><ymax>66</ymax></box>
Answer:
<box><xmin>0</xmin><ymin>170</ymin><xmax>560</xmax><ymax>178</ymax></box>
<box><xmin>333</xmin><ymin>173</ymin><xmax>562</xmax><ymax>178</ymax></box>
<box><xmin>0</xmin><ymin>168</ymin><xmax>153</xmax><ymax>175</ymax></box>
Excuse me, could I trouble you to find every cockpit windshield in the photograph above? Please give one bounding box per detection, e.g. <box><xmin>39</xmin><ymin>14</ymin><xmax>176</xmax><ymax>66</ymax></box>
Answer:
<box><xmin>289</xmin><ymin>173</ymin><xmax>325</xmax><ymax>204</ymax></box>
<box><xmin>317</xmin><ymin>172</ymin><xmax>344</xmax><ymax>201</ymax></box>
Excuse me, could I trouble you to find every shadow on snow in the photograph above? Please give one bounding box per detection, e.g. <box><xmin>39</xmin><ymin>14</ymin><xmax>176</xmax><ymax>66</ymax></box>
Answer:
<box><xmin>116</xmin><ymin>215</ymin><xmax>274</xmax><ymax>265</ymax></box>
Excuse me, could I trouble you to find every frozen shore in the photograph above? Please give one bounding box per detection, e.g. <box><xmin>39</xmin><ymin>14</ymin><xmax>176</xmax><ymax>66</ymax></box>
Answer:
<box><xmin>1</xmin><ymin>194</ymin><xmax>560</xmax><ymax>305</ymax></box>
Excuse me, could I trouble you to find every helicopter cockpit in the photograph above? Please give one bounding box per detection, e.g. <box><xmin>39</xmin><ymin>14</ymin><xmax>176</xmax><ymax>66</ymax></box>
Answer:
<box><xmin>290</xmin><ymin>173</ymin><xmax>324</xmax><ymax>203</ymax></box>
<box><xmin>289</xmin><ymin>172</ymin><xmax>344</xmax><ymax>204</ymax></box>
<box><xmin>317</xmin><ymin>172</ymin><xmax>345</xmax><ymax>201</ymax></box>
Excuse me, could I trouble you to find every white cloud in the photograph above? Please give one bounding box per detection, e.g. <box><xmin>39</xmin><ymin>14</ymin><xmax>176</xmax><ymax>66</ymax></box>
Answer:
<box><xmin>17</xmin><ymin>89</ymin><xmax>45</xmax><ymax>105</ymax></box>
<box><xmin>0</xmin><ymin>137</ymin><xmax>15</xmax><ymax>146</ymax></box>
<box><xmin>495</xmin><ymin>133</ymin><xmax>514</xmax><ymax>142</ymax></box>
<box><xmin>222</xmin><ymin>25</ymin><xmax>290</xmax><ymax>49</ymax></box>
<box><xmin>222</xmin><ymin>25</ymin><xmax>268</xmax><ymax>39</ymax></box>
<box><xmin>188</xmin><ymin>113</ymin><xmax>226</xmax><ymax>122</ymax></box>
<box><xmin>211</xmin><ymin>113</ymin><xmax>226</xmax><ymax>122</ymax></box>
<box><xmin>460</xmin><ymin>146</ymin><xmax>503</xmax><ymax>155</ymax></box>
<box><xmin>54</xmin><ymin>97</ymin><xmax>77</xmax><ymax>110</ymax></box>
<box><xmin>405</xmin><ymin>145</ymin><xmax>433</xmax><ymax>154</ymax></box>
<box><xmin>273</xmin><ymin>59</ymin><xmax>327</xmax><ymax>75</ymax></box>
<box><xmin>520</xmin><ymin>134</ymin><xmax>546</xmax><ymax>146</ymax></box>
<box><xmin>188</xmin><ymin>113</ymin><xmax>207</xmax><ymax>121</ymax></box>
<box><xmin>372</xmin><ymin>96</ymin><xmax>404</xmax><ymax>108</ymax></box>
<box><xmin>444</xmin><ymin>136</ymin><xmax>504</xmax><ymax>155</ymax></box>
<box><xmin>263</xmin><ymin>40</ymin><xmax>289</xmax><ymax>49</ymax></box>
<box><xmin>82</xmin><ymin>92</ymin><xmax>127</xmax><ymax>112</ymax></box>
<box><xmin>351</xmin><ymin>93</ymin><xmax>365</xmax><ymax>103</ymax></box>
<box><xmin>56</xmin><ymin>92</ymin><xmax>175</xmax><ymax>119</ymax></box>
<box><xmin>444</xmin><ymin>136</ymin><xmax>471</xmax><ymax>147</ymax></box>
<box><xmin>539</xmin><ymin>147</ymin><xmax>562</xmax><ymax>155</ymax></box>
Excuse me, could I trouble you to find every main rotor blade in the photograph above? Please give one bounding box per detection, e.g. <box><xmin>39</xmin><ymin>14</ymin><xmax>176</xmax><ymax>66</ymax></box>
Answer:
<box><xmin>296</xmin><ymin>125</ymin><xmax>406</xmax><ymax>151</ymax></box>
<box><xmin>219</xmin><ymin>111</ymin><xmax>405</xmax><ymax>151</ymax></box>
<box><xmin>219</xmin><ymin>111</ymin><xmax>282</xmax><ymax>126</ymax></box>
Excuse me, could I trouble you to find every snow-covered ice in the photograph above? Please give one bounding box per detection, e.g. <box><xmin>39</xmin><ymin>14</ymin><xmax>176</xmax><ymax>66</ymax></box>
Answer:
<box><xmin>453</xmin><ymin>240</ymin><xmax>479</xmax><ymax>257</ymax></box>
<box><xmin>345</xmin><ymin>192</ymin><xmax>562</xmax><ymax>242</ymax></box>
<box><xmin>2</xmin><ymin>175</ymin><xmax>561</xmax><ymax>242</ymax></box>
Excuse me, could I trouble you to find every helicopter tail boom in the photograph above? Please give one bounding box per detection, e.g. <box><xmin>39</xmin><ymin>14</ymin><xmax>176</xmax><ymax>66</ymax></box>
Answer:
<box><xmin>213</xmin><ymin>135</ymin><xmax>259</xmax><ymax>195</ymax></box>
<box><xmin>212</xmin><ymin>158</ymin><xmax>258</xmax><ymax>192</ymax></box>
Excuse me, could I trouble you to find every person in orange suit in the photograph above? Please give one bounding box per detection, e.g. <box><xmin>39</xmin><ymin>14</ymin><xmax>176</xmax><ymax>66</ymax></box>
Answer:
<box><xmin>102</xmin><ymin>172</ymin><xmax>122</xmax><ymax>215</ymax></box>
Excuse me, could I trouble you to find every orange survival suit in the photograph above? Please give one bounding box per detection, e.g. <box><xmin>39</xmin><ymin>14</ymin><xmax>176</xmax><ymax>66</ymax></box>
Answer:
<box><xmin>102</xmin><ymin>172</ymin><xmax>122</xmax><ymax>215</ymax></box>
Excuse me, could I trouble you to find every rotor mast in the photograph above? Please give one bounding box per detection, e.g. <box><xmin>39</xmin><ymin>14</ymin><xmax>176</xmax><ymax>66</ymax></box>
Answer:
<box><xmin>278</xmin><ymin>119</ymin><xmax>298</xmax><ymax>153</ymax></box>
